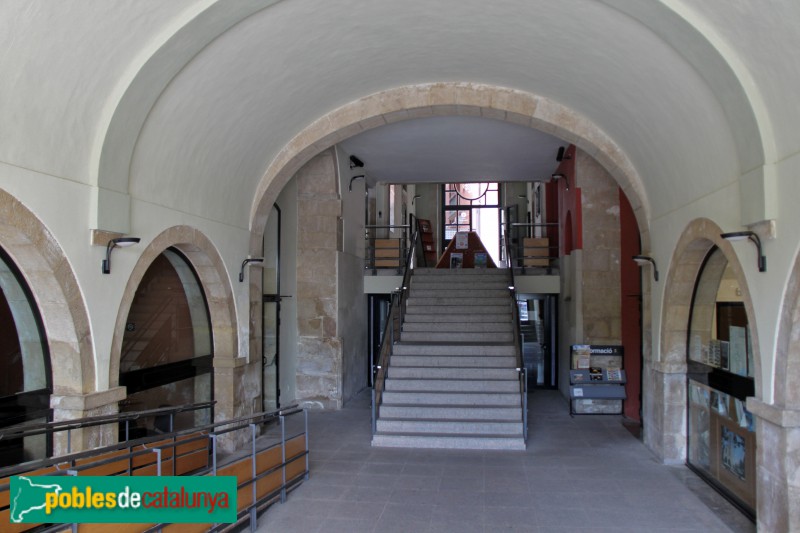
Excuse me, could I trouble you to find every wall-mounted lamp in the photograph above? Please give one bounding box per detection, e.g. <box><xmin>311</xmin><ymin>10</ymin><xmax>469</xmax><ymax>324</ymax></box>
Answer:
<box><xmin>632</xmin><ymin>255</ymin><xmax>659</xmax><ymax>282</ymax></box>
<box><xmin>551</xmin><ymin>173</ymin><xmax>570</xmax><ymax>191</ymax></box>
<box><xmin>412</xmin><ymin>194</ymin><xmax>421</xmax><ymax>205</ymax></box>
<box><xmin>349</xmin><ymin>155</ymin><xmax>364</xmax><ymax>168</ymax></box>
<box><xmin>239</xmin><ymin>257</ymin><xmax>265</xmax><ymax>282</ymax></box>
<box><xmin>102</xmin><ymin>237</ymin><xmax>141</xmax><ymax>274</ymax></box>
<box><xmin>348</xmin><ymin>175</ymin><xmax>365</xmax><ymax>192</ymax></box>
<box><xmin>721</xmin><ymin>231</ymin><xmax>767</xmax><ymax>272</ymax></box>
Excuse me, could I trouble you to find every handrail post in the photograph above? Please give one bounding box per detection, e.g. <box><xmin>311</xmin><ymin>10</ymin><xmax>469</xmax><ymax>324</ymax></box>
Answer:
<box><xmin>280</xmin><ymin>415</ymin><xmax>287</xmax><ymax>503</ymax></box>
<box><xmin>211</xmin><ymin>433</ymin><xmax>218</xmax><ymax>475</ymax></box>
<box><xmin>249</xmin><ymin>423</ymin><xmax>257</xmax><ymax>532</ymax></box>
<box><xmin>371</xmin><ymin>388</ymin><xmax>377</xmax><ymax>435</ymax></box>
<box><xmin>155</xmin><ymin>448</ymin><xmax>162</xmax><ymax>476</ymax></box>
<box><xmin>304</xmin><ymin>409</ymin><xmax>310</xmax><ymax>480</ymax></box>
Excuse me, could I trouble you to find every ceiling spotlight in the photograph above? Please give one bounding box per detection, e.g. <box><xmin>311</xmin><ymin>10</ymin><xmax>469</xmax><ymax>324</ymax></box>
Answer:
<box><xmin>632</xmin><ymin>255</ymin><xmax>659</xmax><ymax>282</ymax></box>
<box><xmin>101</xmin><ymin>237</ymin><xmax>141</xmax><ymax>274</ymax></box>
<box><xmin>721</xmin><ymin>231</ymin><xmax>767</xmax><ymax>272</ymax></box>
<box><xmin>551</xmin><ymin>173</ymin><xmax>570</xmax><ymax>191</ymax></box>
<box><xmin>349</xmin><ymin>155</ymin><xmax>364</xmax><ymax>168</ymax></box>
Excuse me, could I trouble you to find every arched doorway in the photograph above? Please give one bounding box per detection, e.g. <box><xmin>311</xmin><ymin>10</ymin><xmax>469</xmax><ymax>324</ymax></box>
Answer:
<box><xmin>118</xmin><ymin>248</ymin><xmax>213</xmax><ymax>437</ymax></box>
<box><xmin>686</xmin><ymin>245</ymin><xmax>756</xmax><ymax>518</ymax></box>
<box><xmin>0</xmin><ymin>245</ymin><xmax>51</xmax><ymax>465</ymax></box>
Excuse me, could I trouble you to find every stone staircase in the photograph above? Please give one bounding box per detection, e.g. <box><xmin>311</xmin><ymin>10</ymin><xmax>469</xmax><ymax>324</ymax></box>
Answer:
<box><xmin>372</xmin><ymin>268</ymin><xmax>526</xmax><ymax>450</ymax></box>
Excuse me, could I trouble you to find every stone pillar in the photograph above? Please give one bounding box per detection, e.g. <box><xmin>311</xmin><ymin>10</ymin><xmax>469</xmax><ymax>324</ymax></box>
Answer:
<box><xmin>747</xmin><ymin>399</ymin><xmax>800</xmax><ymax>531</ymax></box>
<box><xmin>214</xmin><ymin>357</ymin><xmax>261</xmax><ymax>452</ymax></box>
<box><xmin>50</xmin><ymin>387</ymin><xmax>126</xmax><ymax>455</ymax></box>
<box><xmin>577</xmin><ymin>150</ymin><xmax>622</xmax><ymax>345</ymax></box>
<box><xmin>295</xmin><ymin>149</ymin><xmax>343</xmax><ymax>409</ymax></box>
<box><xmin>642</xmin><ymin>361</ymin><xmax>687</xmax><ymax>464</ymax></box>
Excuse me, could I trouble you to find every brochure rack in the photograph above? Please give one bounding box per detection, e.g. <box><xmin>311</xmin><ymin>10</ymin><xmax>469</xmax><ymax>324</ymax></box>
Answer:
<box><xmin>569</xmin><ymin>345</ymin><xmax>626</xmax><ymax>415</ymax></box>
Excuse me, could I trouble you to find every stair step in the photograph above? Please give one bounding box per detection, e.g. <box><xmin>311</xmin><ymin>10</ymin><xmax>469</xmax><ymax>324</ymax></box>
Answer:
<box><xmin>399</xmin><ymin>331</ymin><xmax>514</xmax><ymax>343</ymax></box>
<box><xmin>404</xmin><ymin>304</ymin><xmax>509</xmax><ymax>315</ymax></box>
<box><xmin>392</xmin><ymin>343</ymin><xmax>517</xmax><ymax>356</ymax></box>
<box><xmin>402</xmin><ymin>322</ymin><xmax>512</xmax><ymax>333</ymax></box>
<box><xmin>407</xmin><ymin>296</ymin><xmax>510</xmax><ymax>306</ymax></box>
<box><xmin>411</xmin><ymin>281</ymin><xmax>511</xmax><ymax>291</ymax></box>
<box><xmin>412</xmin><ymin>268</ymin><xmax>510</xmax><ymax>278</ymax></box>
<box><xmin>385</xmin><ymin>378</ymin><xmax>519</xmax><ymax>393</ymax></box>
<box><xmin>387</xmin><ymin>366</ymin><xmax>520</xmax><ymax>380</ymax></box>
<box><xmin>381</xmin><ymin>391</ymin><xmax>520</xmax><ymax>405</ymax></box>
<box><xmin>408</xmin><ymin>289</ymin><xmax>510</xmax><ymax>299</ymax></box>
<box><xmin>371</xmin><ymin>433</ymin><xmax>526</xmax><ymax>451</ymax></box>
<box><xmin>403</xmin><ymin>313</ymin><xmax>511</xmax><ymax>324</ymax></box>
<box><xmin>390</xmin><ymin>355</ymin><xmax>518</xmax><ymax>368</ymax></box>
<box><xmin>379</xmin><ymin>404</ymin><xmax>522</xmax><ymax>420</ymax></box>
<box><xmin>376</xmin><ymin>418</ymin><xmax>523</xmax><ymax>435</ymax></box>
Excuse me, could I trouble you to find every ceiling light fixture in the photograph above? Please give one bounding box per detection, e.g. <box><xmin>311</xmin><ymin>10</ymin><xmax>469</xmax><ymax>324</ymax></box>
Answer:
<box><xmin>721</xmin><ymin>231</ymin><xmax>767</xmax><ymax>272</ymax></box>
<box><xmin>349</xmin><ymin>155</ymin><xmax>364</xmax><ymax>168</ymax></box>
<box><xmin>102</xmin><ymin>237</ymin><xmax>141</xmax><ymax>274</ymax></box>
<box><xmin>632</xmin><ymin>255</ymin><xmax>659</xmax><ymax>282</ymax></box>
<box><xmin>551</xmin><ymin>173</ymin><xmax>569</xmax><ymax>191</ymax></box>
<box><xmin>239</xmin><ymin>257</ymin><xmax>265</xmax><ymax>282</ymax></box>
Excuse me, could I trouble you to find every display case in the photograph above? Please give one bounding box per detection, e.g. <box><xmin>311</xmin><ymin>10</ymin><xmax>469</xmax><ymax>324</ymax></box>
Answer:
<box><xmin>687</xmin><ymin>246</ymin><xmax>756</xmax><ymax>519</ymax></box>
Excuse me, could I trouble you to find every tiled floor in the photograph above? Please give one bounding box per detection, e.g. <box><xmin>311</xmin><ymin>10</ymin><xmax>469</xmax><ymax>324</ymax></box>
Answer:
<box><xmin>257</xmin><ymin>390</ymin><xmax>755</xmax><ymax>532</ymax></box>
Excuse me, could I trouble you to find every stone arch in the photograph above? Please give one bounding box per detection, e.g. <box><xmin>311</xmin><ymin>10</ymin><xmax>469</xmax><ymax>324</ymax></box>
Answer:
<box><xmin>648</xmin><ymin>217</ymin><xmax>762</xmax><ymax>464</ymax></box>
<box><xmin>248</xmin><ymin>83</ymin><xmax>652</xmax><ymax>251</ymax></box>
<box><xmin>0</xmin><ymin>188</ymin><xmax>95</xmax><ymax>396</ymax></box>
<box><xmin>109</xmin><ymin>225</ymin><xmax>237</xmax><ymax>388</ymax></box>
<box><xmin>774</xmin><ymin>249</ymin><xmax>800</xmax><ymax>409</ymax></box>
<box><xmin>660</xmin><ymin>217</ymin><xmax>762</xmax><ymax>389</ymax></box>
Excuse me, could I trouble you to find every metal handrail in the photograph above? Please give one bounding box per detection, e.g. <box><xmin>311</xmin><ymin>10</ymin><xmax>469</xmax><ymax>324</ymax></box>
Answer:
<box><xmin>0</xmin><ymin>405</ymin><xmax>308</xmax><ymax>533</ymax></box>
<box><xmin>505</xmin><ymin>230</ymin><xmax>528</xmax><ymax>441</ymax></box>
<box><xmin>364</xmin><ymin>224</ymin><xmax>412</xmax><ymax>271</ymax></box>
<box><xmin>0</xmin><ymin>401</ymin><xmax>216</xmax><ymax>445</ymax></box>
<box><xmin>0</xmin><ymin>403</ymin><xmax>299</xmax><ymax>479</ymax></box>
<box><xmin>506</xmin><ymin>222</ymin><xmax>560</xmax><ymax>274</ymax></box>
<box><xmin>371</xmin><ymin>220</ymin><xmax>421</xmax><ymax>435</ymax></box>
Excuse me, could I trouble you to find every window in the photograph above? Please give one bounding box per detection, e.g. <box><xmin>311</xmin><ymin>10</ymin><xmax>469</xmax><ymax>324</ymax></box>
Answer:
<box><xmin>686</xmin><ymin>246</ymin><xmax>756</xmax><ymax>518</ymax></box>
<box><xmin>442</xmin><ymin>183</ymin><xmax>501</xmax><ymax>263</ymax></box>
<box><xmin>0</xmin><ymin>246</ymin><xmax>51</xmax><ymax>465</ymax></box>
<box><xmin>119</xmin><ymin>248</ymin><xmax>213</xmax><ymax>437</ymax></box>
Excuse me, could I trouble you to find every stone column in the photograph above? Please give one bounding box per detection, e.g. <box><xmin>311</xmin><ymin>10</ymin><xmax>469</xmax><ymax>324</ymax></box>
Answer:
<box><xmin>295</xmin><ymin>149</ymin><xmax>343</xmax><ymax>409</ymax></box>
<box><xmin>747</xmin><ymin>399</ymin><xmax>800</xmax><ymax>531</ymax></box>
<box><xmin>213</xmin><ymin>356</ymin><xmax>261</xmax><ymax>452</ymax></box>
<box><xmin>50</xmin><ymin>387</ymin><xmax>126</xmax><ymax>455</ymax></box>
<box><xmin>642</xmin><ymin>360</ymin><xmax>687</xmax><ymax>464</ymax></box>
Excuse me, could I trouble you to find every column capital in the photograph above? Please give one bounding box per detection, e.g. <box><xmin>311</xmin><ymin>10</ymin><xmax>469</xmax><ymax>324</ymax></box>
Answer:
<box><xmin>50</xmin><ymin>387</ymin><xmax>126</xmax><ymax>411</ymax></box>
<box><xmin>746</xmin><ymin>397</ymin><xmax>800</xmax><ymax>428</ymax></box>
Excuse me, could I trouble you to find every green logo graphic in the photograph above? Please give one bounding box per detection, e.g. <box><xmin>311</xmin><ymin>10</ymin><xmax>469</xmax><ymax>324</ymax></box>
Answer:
<box><xmin>10</xmin><ymin>476</ymin><xmax>237</xmax><ymax>524</ymax></box>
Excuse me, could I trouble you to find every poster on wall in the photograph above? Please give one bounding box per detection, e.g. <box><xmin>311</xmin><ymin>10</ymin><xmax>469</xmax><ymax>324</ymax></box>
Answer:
<box><xmin>721</xmin><ymin>426</ymin><xmax>746</xmax><ymax>480</ymax></box>
<box><xmin>729</xmin><ymin>326</ymin><xmax>748</xmax><ymax>376</ymax></box>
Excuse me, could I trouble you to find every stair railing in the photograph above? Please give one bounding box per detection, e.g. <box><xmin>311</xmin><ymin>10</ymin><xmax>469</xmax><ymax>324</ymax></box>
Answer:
<box><xmin>505</xmin><ymin>230</ymin><xmax>528</xmax><ymax>441</ymax></box>
<box><xmin>371</xmin><ymin>220</ymin><xmax>421</xmax><ymax>435</ymax></box>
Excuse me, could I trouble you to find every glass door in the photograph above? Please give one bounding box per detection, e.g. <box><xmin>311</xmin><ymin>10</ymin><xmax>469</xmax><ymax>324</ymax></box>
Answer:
<box><xmin>517</xmin><ymin>294</ymin><xmax>558</xmax><ymax>388</ymax></box>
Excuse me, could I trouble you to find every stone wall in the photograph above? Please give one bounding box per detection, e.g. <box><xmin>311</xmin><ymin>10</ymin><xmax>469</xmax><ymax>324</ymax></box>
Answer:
<box><xmin>576</xmin><ymin>150</ymin><xmax>622</xmax><ymax>345</ymax></box>
<box><xmin>295</xmin><ymin>150</ymin><xmax>343</xmax><ymax>408</ymax></box>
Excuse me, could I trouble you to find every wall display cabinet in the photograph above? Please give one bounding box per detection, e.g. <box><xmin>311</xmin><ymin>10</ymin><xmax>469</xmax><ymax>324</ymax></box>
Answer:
<box><xmin>687</xmin><ymin>246</ymin><xmax>756</xmax><ymax>519</ymax></box>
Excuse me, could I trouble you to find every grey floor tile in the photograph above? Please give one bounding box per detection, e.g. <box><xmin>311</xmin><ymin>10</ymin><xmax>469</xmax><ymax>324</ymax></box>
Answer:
<box><xmin>254</xmin><ymin>391</ymin><xmax>750</xmax><ymax>533</ymax></box>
